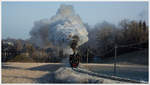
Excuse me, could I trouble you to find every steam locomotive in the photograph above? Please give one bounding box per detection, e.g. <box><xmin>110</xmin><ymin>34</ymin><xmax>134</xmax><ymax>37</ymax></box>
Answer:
<box><xmin>69</xmin><ymin>53</ymin><xmax>80</xmax><ymax>68</ymax></box>
<box><xmin>69</xmin><ymin>35</ymin><xmax>80</xmax><ymax>68</ymax></box>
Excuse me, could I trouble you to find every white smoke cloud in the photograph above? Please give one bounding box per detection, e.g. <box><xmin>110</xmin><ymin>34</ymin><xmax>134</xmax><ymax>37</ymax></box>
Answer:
<box><xmin>30</xmin><ymin>4</ymin><xmax>88</xmax><ymax>55</ymax></box>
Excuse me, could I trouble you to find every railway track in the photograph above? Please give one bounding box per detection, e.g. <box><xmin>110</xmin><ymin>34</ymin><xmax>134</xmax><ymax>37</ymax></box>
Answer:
<box><xmin>73</xmin><ymin>67</ymin><xmax>147</xmax><ymax>83</ymax></box>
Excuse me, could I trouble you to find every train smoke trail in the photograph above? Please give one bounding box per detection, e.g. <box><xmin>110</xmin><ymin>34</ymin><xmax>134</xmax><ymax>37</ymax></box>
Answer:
<box><xmin>30</xmin><ymin>4</ymin><xmax>88</xmax><ymax>55</ymax></box>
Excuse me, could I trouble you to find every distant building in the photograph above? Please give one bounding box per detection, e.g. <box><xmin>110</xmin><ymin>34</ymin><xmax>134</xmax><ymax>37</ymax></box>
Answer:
<box><xmin>2</xmin><ymin>41</ymin><xmax>18</xmax><ymax>62</ymax></box>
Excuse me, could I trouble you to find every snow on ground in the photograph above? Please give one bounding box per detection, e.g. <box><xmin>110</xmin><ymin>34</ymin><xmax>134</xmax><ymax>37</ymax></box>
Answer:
<box><xmin>53</xmin><ymin>67</ymin><xmax>129</xmax><ymax>83</ymax></box>
<box><xmin>53</xmin><ymin>67</ymin><xmax>103</xmax><ymax>83</ymax></box>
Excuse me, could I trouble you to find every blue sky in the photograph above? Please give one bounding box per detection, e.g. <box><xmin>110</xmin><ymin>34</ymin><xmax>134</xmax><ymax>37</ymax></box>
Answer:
<box><xmin>2</xmin><ymin>2</ymin><xmax>148</xmax><ymax>39</ymax></box>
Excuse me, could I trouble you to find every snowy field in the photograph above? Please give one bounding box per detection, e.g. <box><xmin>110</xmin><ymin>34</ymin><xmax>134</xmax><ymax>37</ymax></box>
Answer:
<box><xmin>80</xmin><ymin>63</ymin><xmax>148</xmax><ymax>82</ymax></box>
<box><xmin>2</xmin><ymin>62</ymin><xmax>148</xmax><ymax>83</ymax></box>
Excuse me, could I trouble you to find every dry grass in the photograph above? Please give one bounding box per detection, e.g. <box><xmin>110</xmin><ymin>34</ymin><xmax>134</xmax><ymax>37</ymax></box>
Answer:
<box><xmin>2</xmin><ymin>62</ymin><xmax>63</xmax><ymax>83</ymax></box>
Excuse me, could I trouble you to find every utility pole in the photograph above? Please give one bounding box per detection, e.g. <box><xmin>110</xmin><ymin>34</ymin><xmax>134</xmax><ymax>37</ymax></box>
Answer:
<box><xmin>114</xmin><ymin>44</ymin><xmax>117</xmax><ymax>76</ymax></box>
<box><xmin>86</xmin><ymin>48</ymin><xmax>89</xmax><ymax>69</ymax></box>
<box><xmin>87</xmin><ymin>48</ymin><xmax>89</xmax><ymax>64</ymax></box>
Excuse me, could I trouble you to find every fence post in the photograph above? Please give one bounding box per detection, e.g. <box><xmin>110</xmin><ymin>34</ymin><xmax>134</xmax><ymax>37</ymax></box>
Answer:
<box><xmin>114</xmin><ymin>44</ymin><xmax>117</xmax><ymax>76</ymax></box>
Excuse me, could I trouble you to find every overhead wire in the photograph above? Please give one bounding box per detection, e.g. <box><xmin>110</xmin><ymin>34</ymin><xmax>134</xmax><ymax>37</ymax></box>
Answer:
<box><xmin>85</xmin><ymin>41</ymin><xmax>147</xmax><ymax>57</ymax></box>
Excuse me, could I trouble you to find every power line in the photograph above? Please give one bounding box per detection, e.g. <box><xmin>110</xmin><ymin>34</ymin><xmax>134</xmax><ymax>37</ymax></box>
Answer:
<box><xmin>118</xmin><ymin>41</ymin><xmax>147</xmax><ymax>48</ymax></box>
<box><xmin>82</xmin><ymin>41</ymin><xmax>147</xmax><ymax>58</ymax></box>
<box><xmin>125</xmin><ymin>46</ymin><xmax>146</xmax><ymax>50</ymax></box>
<box><xmin>88</xmin><ymin>47</ymin><xmax>114</xmax><ymax>57</ymax></box>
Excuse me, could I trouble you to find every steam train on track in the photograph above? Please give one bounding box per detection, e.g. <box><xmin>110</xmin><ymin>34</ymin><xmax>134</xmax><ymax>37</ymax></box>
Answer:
<box><xmin>69</xmin><ymin>53</ymin><xmax>80</xmax><ymax>68</ymax></box>
<box><xmin>69</xmin><ymin>35</ymin><xmax>80</xmax><ymax>68</ymax></box>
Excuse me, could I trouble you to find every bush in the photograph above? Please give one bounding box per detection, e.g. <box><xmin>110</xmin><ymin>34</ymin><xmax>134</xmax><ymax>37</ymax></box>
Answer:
<box><xmin>8</xmin><ymin>53</ymin><xmax>34</xmax><ymax>62</ymax></box>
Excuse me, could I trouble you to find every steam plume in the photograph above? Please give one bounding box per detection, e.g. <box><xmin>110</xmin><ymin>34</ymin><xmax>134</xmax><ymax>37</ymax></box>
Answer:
<box><xmin>30</xmin><ymin>4</ymin><xmax>88</xmax><ymax>55</ymax></box>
